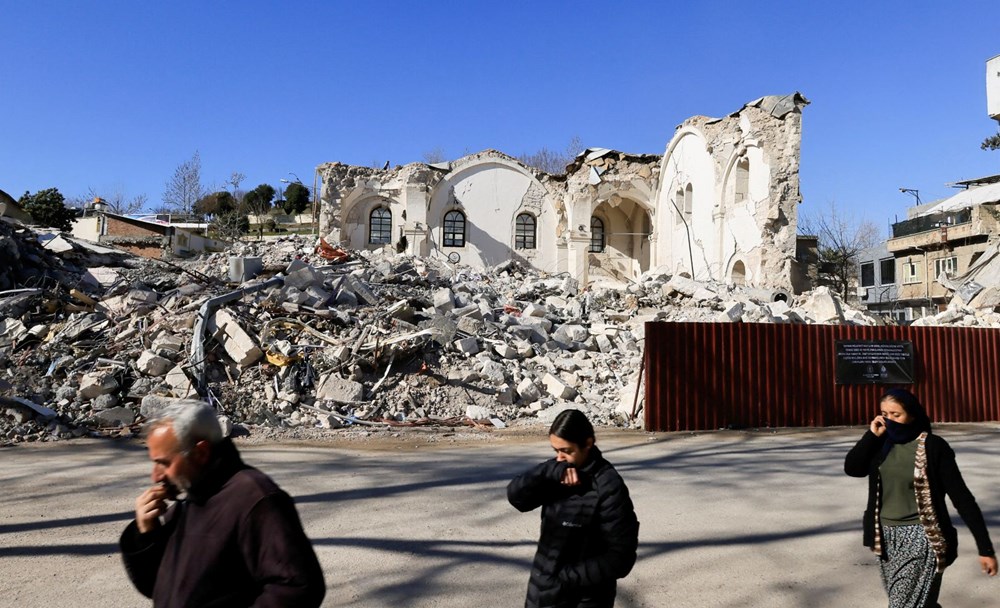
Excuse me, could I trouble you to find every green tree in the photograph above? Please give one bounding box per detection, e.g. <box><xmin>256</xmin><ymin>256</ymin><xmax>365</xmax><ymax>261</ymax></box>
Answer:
<box><xmin>194</xmin><ymin>191</ymin><xmax>237</xmax><ymax>217</ymax></box>
<box><xmin>19</xmin><ymin>188</ymin><xmax>76</xmax><ymax>231</ymax></box>
<box><xmin>242</xmin><ymin>184</ymin><xmax>276</xmax><ymax>240</ymax></box>
<box><xmin>982</xmin><ymin>131</ymin><xmax>1000</xmax><ymax>151</ymax></box>
<box><xmin>242</xmin><ymin>184</ymin><xmax>275</xmax><ymax>215</ymax></box>
<box><xmin>282</xmin><ymin>182</ymin><xmax>311</xmax><ymax>215</ymax></box>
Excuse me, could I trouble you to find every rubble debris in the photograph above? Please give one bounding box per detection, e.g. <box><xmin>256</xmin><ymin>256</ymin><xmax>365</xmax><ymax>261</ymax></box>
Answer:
<box><xmin>0</xmin><ymin>219</ymin><xmax>933</xmax><ymax>446</ymax></box>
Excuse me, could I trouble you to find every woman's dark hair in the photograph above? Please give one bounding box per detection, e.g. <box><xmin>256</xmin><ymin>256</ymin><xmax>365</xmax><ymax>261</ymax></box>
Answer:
<box><xmin>548</xmin><ymin>409</ymin><xmax>595</xmax><ymax>447</ymax></box>
<box><xmin>881</xmin><ymin>388</ymin><xmax>932</xmax><ymax>433</ymax></box>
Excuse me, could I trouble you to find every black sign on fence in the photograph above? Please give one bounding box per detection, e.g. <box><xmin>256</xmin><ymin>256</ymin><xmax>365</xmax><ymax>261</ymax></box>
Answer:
<box><xmin>835</xmin><ymin>340</ymin><xmax>915</xmax><ymax>385</ymax></box>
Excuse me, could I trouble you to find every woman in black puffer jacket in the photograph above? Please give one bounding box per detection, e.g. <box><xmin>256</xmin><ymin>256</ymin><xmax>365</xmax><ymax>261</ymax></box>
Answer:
<box><xmin>507</xmin><ymin>409</ymin><xmax>639</xmax><ymax>608</ymax></box>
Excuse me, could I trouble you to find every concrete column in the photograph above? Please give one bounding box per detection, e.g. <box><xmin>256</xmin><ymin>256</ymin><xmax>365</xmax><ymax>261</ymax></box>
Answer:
<box><xmin>404</xmin><ymin>182</ymin><xmax>430</xmax><ymax>256</ymax></box>
<box><xmin>567</xmin><ymin>233</ymin><xmax>591</xmax><ymax>286</ymax></box>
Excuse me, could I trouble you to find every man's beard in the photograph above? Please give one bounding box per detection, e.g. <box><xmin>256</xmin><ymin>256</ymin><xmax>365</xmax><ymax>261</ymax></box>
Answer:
<box><xmin>161</xmin><ymin>474</ymin><xmax>190</xmax><ymax>499</ymax></box>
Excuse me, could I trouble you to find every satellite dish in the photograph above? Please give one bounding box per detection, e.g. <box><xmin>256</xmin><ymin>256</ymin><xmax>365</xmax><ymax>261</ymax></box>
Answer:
<box><xmin>447</xmin><ymin>252</ymin><xmax>461</xmax><ymax>264</ymax></box>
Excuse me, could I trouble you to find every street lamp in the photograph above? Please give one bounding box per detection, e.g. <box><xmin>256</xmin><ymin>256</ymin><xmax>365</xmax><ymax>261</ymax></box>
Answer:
<box><xmin>280</xmin><ymin>173</ymin><xmax>318</xmax><ymax>237</ymax></box>
<box><xmin>899</xmin><ymin>188</ymin><xmax>921</xmax><ymax>205</ymax></box>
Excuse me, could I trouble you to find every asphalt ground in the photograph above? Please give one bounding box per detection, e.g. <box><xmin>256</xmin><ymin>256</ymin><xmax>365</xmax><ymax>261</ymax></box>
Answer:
<box><xmin>2</xmin><ymin>424</ymin><xmax>999</xmax><ymax>607</ymax></box>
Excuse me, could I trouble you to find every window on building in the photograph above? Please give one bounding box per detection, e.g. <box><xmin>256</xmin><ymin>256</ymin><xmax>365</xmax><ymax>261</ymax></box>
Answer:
<box><xmin>369</xmin><ymin>207</ymin><xmax>391</xmax><ymax>244</ymax></box>
<box><xmin>589</xmin><ymin>217</ymin><xmax>605</xmax><ymax>253</ymax></box>
<box><xmin>933</xmin><ymin>256</ymin><xmax>957</xmax><ymax>277</ymax></box>
<box><xmin>674</xmin><ymin>188</ymin><xmax>684</xmax><ymax>225</ymax></box>
<box><xmin>860</xmin><ymin>262</ymin><xmax>875</xmax><ymax>287</ymax></box>
<box><xmin>683</xmin><ymin>183</ymin><xmax>693</xmax><ymax>218</ymax></box>
<box><xmin>515</xmin><ymin>213</ymin><xmax>536</xmax><ymax>249</ymax></box>
<box><xmin>734</xmin><ymin>157</ymin><xmax>749</xmax><ymax>201</ymax></box>
<box><xmin>443</xmin><ymin>210</ymin><xmax>466</xmax><ymax>247</ymax></box>
<box><xmin>903</xmin><ymin>260</ymin><xmax>920</xmax><ymax>284</ymax></box>
<box><xmin>879</xmin><ymin>258</ymin><xmax>895</xmax><ymax>285</ymax></box>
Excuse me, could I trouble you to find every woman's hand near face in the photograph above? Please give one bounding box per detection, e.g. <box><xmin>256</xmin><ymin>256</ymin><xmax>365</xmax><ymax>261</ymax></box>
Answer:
<box><xmin>561</xmin><ymin>467</ymin><xmax>580</xmax><ymax>486</ymax></box>
<box><xmin>981</xmin><ymin>555</ymin><xmax>998</xmax><ymax>576</ymax></box>
<box><xmin>870</xmin><ymin>415</ymin><xmax>887</xmax><ymax>437</ymax></box>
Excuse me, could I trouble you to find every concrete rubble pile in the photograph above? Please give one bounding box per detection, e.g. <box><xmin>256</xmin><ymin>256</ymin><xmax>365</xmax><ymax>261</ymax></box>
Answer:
<box><xmin>2</xmin><ymin>221</ymin><xmax>886</xmax><ymax>445</ymax></box>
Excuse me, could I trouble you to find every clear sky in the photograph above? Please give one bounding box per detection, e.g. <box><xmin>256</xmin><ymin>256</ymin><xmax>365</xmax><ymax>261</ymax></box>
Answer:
<box><xmin>2</xmin><ymin>1</ymin><xmax>998</xmax><ymax>232</ymax></box>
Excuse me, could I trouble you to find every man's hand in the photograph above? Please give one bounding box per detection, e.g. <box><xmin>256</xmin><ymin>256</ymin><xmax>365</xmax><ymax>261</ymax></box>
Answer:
<box><xmin>135</xmin><ymin>485</ymin><xmax>170</xmax><ymax>534</ymax></box>
<box><xmin>980</xmin><ymin>555</ymin><xmax>998</xmax><ymax>576</ymax></box>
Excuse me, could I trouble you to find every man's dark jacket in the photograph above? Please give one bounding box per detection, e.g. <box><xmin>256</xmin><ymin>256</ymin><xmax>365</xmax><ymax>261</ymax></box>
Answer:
<box><xmin>120</xmin><ymin>439</ymin><xmax>325</xmax><ymax>607</ymax></box>
<box><xmin>844</xmin><ymin>429</ymin><xmax>995</xmax><ymax>568</ymax></box>
<box><xmin>507</xmin><ymin>446</ymin><xmax>639</xmax><ymax>608</ymax></box>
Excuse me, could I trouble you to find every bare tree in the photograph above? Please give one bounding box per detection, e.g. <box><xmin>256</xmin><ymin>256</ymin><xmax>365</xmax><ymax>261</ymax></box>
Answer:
<box><xmin>163</xmin><ymin>151</ymin><xmax>205</xmax><ymax>215</ymax></box>
<box><xmin>517</xmin><ymin>135</ymin><xmax>584</xmax><ymax>174</ymax></box>
<box><xmin>422</xmin><ymin>147</ymin><xmax>447</xmax><ymax>164</ymax></box>
<box><xmin>67</xmin><ymin>186</ymin><xmax>147</xmax><ymax>215</ymax></box>
<box><xmin>226</xmin><ymin>171</ymin><xmax>247</xmax><ymax>199</ymax></box>
<box><xmin>799</xmin><ymin>201</ymin><xmax>880</xmax><ymax>300</ymax></box>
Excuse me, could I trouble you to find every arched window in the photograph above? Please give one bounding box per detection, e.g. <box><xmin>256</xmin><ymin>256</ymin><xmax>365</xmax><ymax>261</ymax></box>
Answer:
<box><xmin>734</xmin><ymin>157</ymin><xmax>749</xmax><ymax>201</ymax></box>
<box><xmin>515</xmin><ymin>213</ymin><xmax>536</xmax><ymax>249</ymax></box>
<box><xmin>589</xmin><ymin>217</ymin><xmax>605</xmax><ymax>253</ymax></box>
<box><xmin>683</xmin><ymin>183</ymin><xmax>693</xmax><ymax>218</ymax></box>
<box><xmin>443</xmin><ymin>210</ymin><xmax>466</xmax><ymax>247</ymax></box>
<box><xmin>731</xmin><ymin>260</ymin><xmax>746</xmax><ymax>286</ymax></box>
<box><xmin>369</xmin><ymin>207</ymin><xmax>391</xmax><ymax>244</ymax></box>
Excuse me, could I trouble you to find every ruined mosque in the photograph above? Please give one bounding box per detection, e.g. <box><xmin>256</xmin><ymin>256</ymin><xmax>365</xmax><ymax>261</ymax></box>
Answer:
<box><xmin>315</xmin><ymin>93</ymin><xmax>811</xmax><ymax>293</ymax></box>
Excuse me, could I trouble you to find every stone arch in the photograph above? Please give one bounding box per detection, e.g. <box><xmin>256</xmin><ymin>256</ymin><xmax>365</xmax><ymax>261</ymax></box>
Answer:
<box><xmin>588</xmin><ymin>195</ymin><xmax>653</xmax><ymax>281</ymax></box>
<box><xmin>341</xmin><ymin>194</ymin><xmax>401</xmax><ymax>250</ymax></box>
<box><xmin>731</xmin><ymin>259</ymin><xmax>747</xmax><ymax>286</ymax></box>
<box><xmin>655</xmin><ymin>126</ymin><xmax>716</xmax><ymax>281</ymax></box>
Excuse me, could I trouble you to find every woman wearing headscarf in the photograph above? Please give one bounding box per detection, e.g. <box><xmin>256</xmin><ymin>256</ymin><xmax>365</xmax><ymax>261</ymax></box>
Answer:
<box><xmin>507</xmin><ymin>409</ymin><xmax>639</xmax><ymax>608</ymax></box>
<box><xmin>844</xmin><ymin>388</ymin><xmax>997</xmax><ymax>607</ymax></box>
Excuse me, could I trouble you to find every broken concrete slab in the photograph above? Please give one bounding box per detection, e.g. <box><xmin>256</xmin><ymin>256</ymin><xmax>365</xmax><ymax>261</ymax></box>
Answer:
<box><xmin>433</xmin><ymin>288</ymin><xmax>456</xmax><ymax>313</ymax></box>
<box><xmin>208</xmin><ymin>309</ymin><xmax>263</xmax><ymax>367</ymax></box>
<box><xmin>284</xmin><ymin>265</ymin><xmax>325</xmax><ymax>290</ymax></box>
<box><xmin>542</xmin><ymin>373</ymin><xmax>578</xmax><ymax>400</ymax></box>
<box><xmin>94</xmin><ymin>406</ymin><xmax>134</xmax><ymax>427</ymax></box>
<box><xmin>799</xmin><ymin>286</ymin><xmax>843</xmax><ymax>323</ymax></box>
<box><xmin>165</xmin><ymin>365</ymin><xmax>196</xmax><ymax>398</ymax></box>
<box><xmin>137</xmin><ymin>350</ymin><xmax>173</xmax><ymax>377</ymax></box>
<box><xmin>717</xmin><ymin>301</ymin><xmax>744</xmax><ymax>323</ymax></box>
<box><xmin>315</xmin><ymin>373</ymin><xmax>364</xmax><ymax>403</ymax></box>
<box><xmin>453</xmin><ymin>337</ymin><xmax>480</xmax><ymax>355</ymax></box>
<box><xmin>78</xmin><ymin>371</ymin><xmax>120</xmax><ymax>400</ymax></box>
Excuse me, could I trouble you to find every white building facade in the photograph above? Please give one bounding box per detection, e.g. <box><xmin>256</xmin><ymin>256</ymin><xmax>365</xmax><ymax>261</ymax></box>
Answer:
<box><xmin>318</xmin><ymin>93</ymin><xmax>809</xmax><ymax>291</ymax></box>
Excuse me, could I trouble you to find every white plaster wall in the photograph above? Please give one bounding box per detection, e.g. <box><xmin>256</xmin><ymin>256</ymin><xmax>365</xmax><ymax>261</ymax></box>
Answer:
<box><xmin>70</xmin><ymin>216</ymin><xmax>102</xmax><ymax>242</ymax></box>
<box><xmin>427</xmin><ymin>161</ymin><xmax>558</xmax><ymax>270</ymax></box>
<box><xmin>746</xmin><ymin>146</ymin><xmax>770</xmax><ymax>204</ymax></box>
<box><xmin>656</xmin><ymin>130</ymin><xmax>718</xmax><ymax>279</ymax></box>
<box><xmin>718</xmin><ymin>146</ymin><xmax>769</xmax><ymax>281</ymax></box>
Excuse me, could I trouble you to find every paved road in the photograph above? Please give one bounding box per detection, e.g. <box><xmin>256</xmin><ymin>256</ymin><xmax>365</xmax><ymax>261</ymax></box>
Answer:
<box><xmin>2</xmin><ymin>425</ymin><xmax>999</xmax><ymax>607</ymax></box>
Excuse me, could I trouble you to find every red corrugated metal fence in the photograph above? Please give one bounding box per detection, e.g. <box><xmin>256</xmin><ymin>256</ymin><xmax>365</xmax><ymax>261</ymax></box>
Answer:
<box><xmin>643</xmin><ymin>322</ymin><xmax>1000</xmax><ymax>432</ymax></box>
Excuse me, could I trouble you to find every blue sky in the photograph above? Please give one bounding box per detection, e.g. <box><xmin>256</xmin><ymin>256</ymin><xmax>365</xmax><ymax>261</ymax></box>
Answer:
<box><xmin>1</xmin><ymin>1</ymin><xmax>998</xmax><ymax>233</ymax></box>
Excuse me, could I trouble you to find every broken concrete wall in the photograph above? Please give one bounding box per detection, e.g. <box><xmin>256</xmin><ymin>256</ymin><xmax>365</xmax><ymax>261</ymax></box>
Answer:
<box><xmin>655</xmin><ymin>93</ymin><xmax>809</xmax><ymax>291</ymax></box>
<box><xmin>550</xmin><ymin>149</ymin><xmax>661</xmax><ymax>285</ymax></box>
<box><xmin>317</xmin><ymin>93</ymin><xmax>806</xmax><ymax>292</ymax></box>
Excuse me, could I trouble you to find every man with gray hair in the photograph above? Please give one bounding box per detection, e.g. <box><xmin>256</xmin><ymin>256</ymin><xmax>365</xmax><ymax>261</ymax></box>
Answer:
<box><xmin>119</xmin><ymin>399</ymin><xmax>325</xmax><ymax>606</ymax></box>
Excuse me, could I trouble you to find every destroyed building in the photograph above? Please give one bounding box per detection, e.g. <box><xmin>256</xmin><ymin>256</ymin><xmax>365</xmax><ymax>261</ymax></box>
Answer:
<box><xmin>71</xmin><ymin>203</ymin><xmax>226</xmax><ymax>260</ymax></box>
<box><xmin>885</xmin><ymin>174</ymin><xmax>1000</xmax><ymax>318</ymax></box>
<box><xmin>318</xmin><ymin>93</ymin><xmax>810</xmax><ymax>294</ymax></box>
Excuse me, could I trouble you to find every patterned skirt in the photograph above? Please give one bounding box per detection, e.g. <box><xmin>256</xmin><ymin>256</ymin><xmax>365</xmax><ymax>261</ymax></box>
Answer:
<box><xmin>879</xmin><ymin>524</ymin><xmax>941</xmax><ymax>608</ymax></box>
